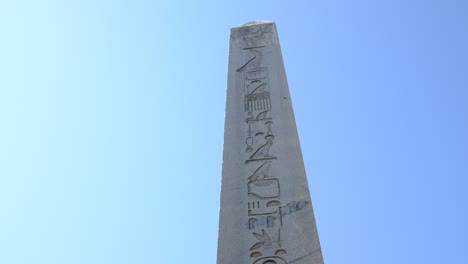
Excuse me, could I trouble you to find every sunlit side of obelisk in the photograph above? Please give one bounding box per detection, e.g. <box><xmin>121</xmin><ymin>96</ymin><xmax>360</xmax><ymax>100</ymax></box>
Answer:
<box><xmin>217</xmin><ymin>21</ymin><xmax>324</xmax><ymax>264</ymax></box>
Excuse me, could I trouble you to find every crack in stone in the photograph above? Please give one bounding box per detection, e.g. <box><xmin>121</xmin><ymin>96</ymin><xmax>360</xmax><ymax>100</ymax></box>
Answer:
<box><xmin>289</xmin><ymin>248</ymin><xmax>322</xmax><ymax>264</ymax></box>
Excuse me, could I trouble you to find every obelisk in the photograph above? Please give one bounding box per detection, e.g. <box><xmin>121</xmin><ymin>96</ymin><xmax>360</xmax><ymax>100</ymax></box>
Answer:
<box><xmin>217</xmin><ymin>21</ymin><xmax>324</xmax><ymax>264</ymax></box>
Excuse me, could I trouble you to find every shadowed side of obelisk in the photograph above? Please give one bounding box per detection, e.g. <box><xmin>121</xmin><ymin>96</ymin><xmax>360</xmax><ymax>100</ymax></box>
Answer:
<box><xmin>217</xmin><ymin>21</ymin><xmax>324</xmax><ymax>264</ymax></box>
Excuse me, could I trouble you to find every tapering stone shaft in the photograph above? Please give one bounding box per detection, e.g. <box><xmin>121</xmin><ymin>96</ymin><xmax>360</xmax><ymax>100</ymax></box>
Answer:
<box><xmin>217</xmin><ymin>21</ymin><xmax>324</xmax><ymax>264</ymax></box>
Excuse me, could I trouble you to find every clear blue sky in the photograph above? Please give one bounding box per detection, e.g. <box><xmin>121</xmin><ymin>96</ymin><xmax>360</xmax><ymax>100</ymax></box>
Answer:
<box><xmin>1</xmin><ymin>0</ymin><xmax>467</xmax><ymax>263</ymax></box>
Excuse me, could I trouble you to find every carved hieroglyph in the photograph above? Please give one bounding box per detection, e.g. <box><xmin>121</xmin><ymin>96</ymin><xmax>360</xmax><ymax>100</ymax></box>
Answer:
<box><xmin>217</xmin><ymin>21</ymin><xmax>324</xmax><ymax>264</ymax></box>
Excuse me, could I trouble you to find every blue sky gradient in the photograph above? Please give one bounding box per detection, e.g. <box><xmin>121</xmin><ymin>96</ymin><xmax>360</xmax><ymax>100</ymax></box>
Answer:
<box><xmin>1</xmin><ymin>0</ymin><xmax>467</xmax><ymax>263</ymax></box>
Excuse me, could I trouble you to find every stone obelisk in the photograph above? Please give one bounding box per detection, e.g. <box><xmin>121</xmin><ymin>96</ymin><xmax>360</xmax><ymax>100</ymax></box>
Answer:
<box><xmin>217</xmin><ymin>21</ymin><xmax>324</xmax><ymax>264</ymax></box>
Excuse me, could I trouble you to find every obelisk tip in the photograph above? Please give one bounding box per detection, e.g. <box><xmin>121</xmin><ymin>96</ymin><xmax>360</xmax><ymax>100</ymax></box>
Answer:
<box><xmin>233</xmin><ymin>20</ymin><xmax>275</xmax><ymax>28</ymax></box>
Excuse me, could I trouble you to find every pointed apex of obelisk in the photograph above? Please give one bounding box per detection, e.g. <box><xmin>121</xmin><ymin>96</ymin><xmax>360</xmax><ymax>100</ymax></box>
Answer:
<box><xmin>234</xmin><ymin>20</ymin><xmax>275</xmax><ymax>28</ymax></box>
<box><xmin>230</xmin><ymin>21</ymin><xmax>277</xmax><ymax>48</ymax></box>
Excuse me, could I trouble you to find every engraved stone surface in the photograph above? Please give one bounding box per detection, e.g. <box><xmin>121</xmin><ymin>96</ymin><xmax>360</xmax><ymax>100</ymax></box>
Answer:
<box><xmin>217</xmin><ymin>21</ymin><xmax>324</xmax><ymax>264</ymax></box>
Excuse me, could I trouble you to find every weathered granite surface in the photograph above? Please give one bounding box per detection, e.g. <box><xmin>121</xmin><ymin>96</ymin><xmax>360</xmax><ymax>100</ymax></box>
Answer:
<box><xmin>217</xmin><ymin>21</ymin><xmax>324</xmax><ymax>264</ymax></box>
